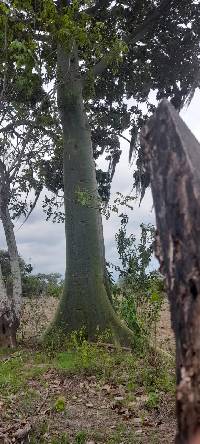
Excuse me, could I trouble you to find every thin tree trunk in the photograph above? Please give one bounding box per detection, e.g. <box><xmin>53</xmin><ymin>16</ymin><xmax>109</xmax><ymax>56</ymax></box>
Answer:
<box><xmin>0</xmin><ymin>163</ymin><xmax>22</xmax><ymax>347</ymax></box>
<box><xmin>1</xmin><ymin>204</ymin><xmax>22</xmax><ymax>320</ymax></box>
<box><xmin>0</xmin><ymin>262</ymin><xmax>16</xmax><ymax>347</ymax></box>
<box><xmin>49</xmin><ymin>42</ymin><xmax>133</xmax><ymax>346</ymax></box>
<box><xmin>141</xmin><ymin>99</ymin><xmax>200</xmax><ymax>443</ymax></box>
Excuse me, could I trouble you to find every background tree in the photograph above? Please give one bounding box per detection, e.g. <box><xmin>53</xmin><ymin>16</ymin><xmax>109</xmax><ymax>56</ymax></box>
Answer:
<box><xmin>0</xmin><ymin>8</ymin><xmax>62</xmax><ymax>345</ymax></box>
<box><xmin>0</xmin><ymin>106</ymin><xmax>61</xmax><ymax>346</ymax></box>
<box><xmin>1</xmin><ymin>0</ymin><xmax>199</xmax><ymax>344</ymax></box>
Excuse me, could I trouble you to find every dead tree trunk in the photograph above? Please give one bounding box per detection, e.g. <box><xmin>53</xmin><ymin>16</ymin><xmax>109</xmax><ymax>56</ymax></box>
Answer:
<box><xmin>141</xmin><ymin>99</ymin><xmax>200</xmax><ymax>444</ymax></box>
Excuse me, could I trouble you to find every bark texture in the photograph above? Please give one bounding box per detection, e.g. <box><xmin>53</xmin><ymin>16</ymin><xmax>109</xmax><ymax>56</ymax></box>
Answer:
<box><xmin>0</xmin><ymin>262</ymin><xmax>17</xmax><ymax>347</ymax></box>
<box><xmin>0</xmin><ymin>161</ymin><xmax>22</xmax><ymax>347</ymax></box>
<box><xmin>141</xmin><ymin>99</ymin><xmax>200</xmax><ymax>443</ymax></box>
<box><xmin>49</xmin><ymin>41</ymin><xmax>133</xmax><ymax>346</ymax></box>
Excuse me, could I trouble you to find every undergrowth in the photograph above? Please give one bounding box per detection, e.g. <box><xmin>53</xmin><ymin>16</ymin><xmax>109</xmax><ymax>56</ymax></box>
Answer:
<box><xmin>0</xmin><ymin>335</ymin><xmax>175</xmax><ymax>443</ymax></box>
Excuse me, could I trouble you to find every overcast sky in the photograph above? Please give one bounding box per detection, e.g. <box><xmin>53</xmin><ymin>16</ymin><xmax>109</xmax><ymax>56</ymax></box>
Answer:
<box><xmin>1</xmin><ymin>90</ymin><xmax>200</xmax><ymax>277</ymax></box>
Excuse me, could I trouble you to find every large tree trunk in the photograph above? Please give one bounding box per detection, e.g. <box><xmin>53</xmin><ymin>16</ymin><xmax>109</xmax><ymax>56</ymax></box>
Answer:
<box><xmin>49</xmin><ymin>41</ymin><xmax>133</xmax><ymax>346</ymax></box>
<box><xmin>141</xmin><ymin>99</ymin><xmax>200</xmax><ymax>443</ymax></box>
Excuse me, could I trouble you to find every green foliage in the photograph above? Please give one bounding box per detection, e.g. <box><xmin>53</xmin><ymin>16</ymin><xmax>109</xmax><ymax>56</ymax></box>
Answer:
<box><xmin>54</xmin><ymin>396</ymin><xmax>66</xmax><ymax>412</ymax></box>
<box><xmin>51</xmin><ymin>434</ymin><xmax>69</xmax><ymax>444</ymax></box>
<box><xmin>101</xmin><ymin>192</ymin><xmax>136</xmax><ymax>220</ymax></box>
<box><xmin>75</xmin><ymin>431</ymin><xmax>87</xmax><ymax>444</ymax></box>
<box><xmin>0</xmin><ymin>250</ymin><xmax>33</xmax><ymax>282</ymax></box>
<box><xmin>30</xmin><ymin>427</ymin><xmax>69</xmax><ymax>444</ymax></box>
<box><xmin>0</xmin><ymin>350</ymin><xmax>48</xmax><ymax>395</ymax></box>
<box><xmin>1</xmin><ymin>0</ymin><xmax>199</xmax><ymax>223</ymax></box>
<box><xmin>56</xmin><ymin>331</ymin><xmax>114</xmax><ymax>377</ymax></box>
<box><xmin>0</xmin><ymin>250</ymin><xmax>33</xmax><ymax>296</ymax></box>
<box><xmin>23</xmin><ymin>271</ymin><xmax>64</xmax><ymax>298</ymax></box>
<box><xmin>146</xmin><ymin>391</ymin><xmax>160</xmax><ymax>409</ymax></box>
<box><xmin>107</xmin><ymin>425</ymin><xmax>138</xmax><ymax>444</ymax></box>
<box><xmin>114</xmin><ymin>220</ymin><xmax>164</xmax><ymax>340</ymax></box>
<box><xmin>0</xmin><ymin>339</ymin><xmax>175</xmax><ymax>443</ymax></box>
<box><xmin>75</xmin><ymin>186</ymin><xmax>100</xmax><ymax>209</ymax></box>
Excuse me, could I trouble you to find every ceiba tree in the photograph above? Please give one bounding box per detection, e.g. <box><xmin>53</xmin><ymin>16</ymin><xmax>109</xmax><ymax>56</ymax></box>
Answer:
<box><xmin>1</xmin><ymin>0</ymin><xmax>199</xmax><ymax>344</ymax></box>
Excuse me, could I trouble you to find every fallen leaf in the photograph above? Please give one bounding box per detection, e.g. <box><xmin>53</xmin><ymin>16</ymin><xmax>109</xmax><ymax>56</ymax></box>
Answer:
<box><xmin>135</xmin><ymin>429</ymin><xmax>143</xmax><ymax>435</ymax></box>
<box><xmin>14</xmin><ymin>424</ymin><xmax>31</xmax><ymax>439</ymax></box>
<box><xmin>102</xmin><ymin>384</ymin><xmax>111</xmax><ymax>393</ymax></box>
<box><xmin>133</xmin><ymin>418</ymin><xmax>142</xmax><ymax>426</ymax></box>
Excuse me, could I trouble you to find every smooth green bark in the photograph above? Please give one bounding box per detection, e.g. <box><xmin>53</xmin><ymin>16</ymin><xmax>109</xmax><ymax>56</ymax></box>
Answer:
<box><xmin>49</xmin><ymin>43</ymin><xmax>133</xmax><ymax>346</ymax></box>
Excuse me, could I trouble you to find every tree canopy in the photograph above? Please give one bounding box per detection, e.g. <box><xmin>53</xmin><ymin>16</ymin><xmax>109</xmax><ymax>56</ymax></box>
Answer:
<box><xmin>1</xmin><ymin>0</ymin><xmax>199</xmax><ymax>200</ymax></box>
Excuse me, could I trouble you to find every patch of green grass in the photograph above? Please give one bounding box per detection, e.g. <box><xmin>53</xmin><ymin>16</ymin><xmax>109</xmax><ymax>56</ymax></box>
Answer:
<box><xmin>0</xmin><ymin>339</ymin><xmax>175</xmax><ymax>407</ymax></box>
<box><xmin>0</xmin><ymin>350</ymin><xmax>49</xmax><ymax>395</ymax></box>
<box><xmin>51</xmin><ymin>433</ymin><xmax>70</xmax><ymax>444</ymax></box>
<box><xmin>54</xmin><ymin>396</ymin><xmax>66</xmax><ymax>412</ymax></box>
<box><xmin>0</xmin><ymin>347</ymin><xmax>17</xmax><ymax>357</ymax></box>
<box><xmin>55</xmin><ymin>341</ymin><xmax>175</xmax><ymax>410</ymax></box>
<box><xmin>15</xmin><ymin>388</ymin><xmax>41</xmax><ymax>416</ymax></box>
<box><xmin>0</xmin><ymin>352</ymin><xmax>26</xmax><ymax>394</ymax></box>
<box><xmin>148</xmin><ymin>431</ymin><xmax>160</xmax><ymax>444</ymax></box>
<box><xmin>137</xmin><ymin>353</ymin><xmax>175</xmax><ymax>395</ymax></box>
<box><xmin>75</xmin><ymin>430</ymin><xmax>87</xmax><ymax>444</ymax></box>
<box><xmin>56</xmin><ymin>351</ymin><xmax>79</xmax><ymax>372</ymax></box>
<box><xmin>146</xmin><ymin>391</ymin><xmax>160</xmax><ymax>409</ymax></box>
<box><xmin>29</xmin><ymin>420</ymin><xmax>49</xmax><ymax>444</ymax></box>
<box><xmin>56</xmin><ymin>343</ymin><xmax>114</xmax><ymax>378</ymax></box>
<box><xmin>107</xmin><ymin>425</ymin><xmax>141</xmax><ymax>444</ymax></box>
<box><xmin>0</xmin><ymin>339</ymin><xmax>175</xmax><ymax>444</ymax></box>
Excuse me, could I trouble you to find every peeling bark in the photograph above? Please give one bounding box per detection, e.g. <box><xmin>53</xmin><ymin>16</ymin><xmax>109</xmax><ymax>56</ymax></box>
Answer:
<box><xmin>1</xmin><ymin>204</ymin><xmax>22</xmax><ymax>322</ymax></box>
<box><xmin>141</xmin><ymin>99</ymin><xmax>200</xmax><ymax>443</ymax></box>
<box><xmin>0</xmin><ymin>162</ymin><xmax>22</xmax><ymax>347</ymax></box>
<box><xmin>0</xmin><ymin>261</ymin><xmax>17</xmax><ymax>347</ymax></box>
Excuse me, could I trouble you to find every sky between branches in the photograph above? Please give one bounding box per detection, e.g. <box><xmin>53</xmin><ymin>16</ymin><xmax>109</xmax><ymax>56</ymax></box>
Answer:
<box><xmin>0</xmin><ymin>90</ymin><xmax>200</xmax><ymax>277</ymax></box>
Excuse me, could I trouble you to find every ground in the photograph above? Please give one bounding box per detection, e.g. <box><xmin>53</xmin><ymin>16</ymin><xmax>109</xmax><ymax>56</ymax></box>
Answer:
<box><xmin>0</xmin><ymin>298</ymin><xmax>176</xmax><ymax>444</ymax></box>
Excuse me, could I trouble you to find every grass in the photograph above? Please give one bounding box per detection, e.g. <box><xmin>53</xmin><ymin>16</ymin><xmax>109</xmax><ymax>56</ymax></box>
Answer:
<box><xmin>0</xmin><ymin>349</ymin><xmax>49</xmax><ymax>396</ymax></box>
<box><xmin>0</xmin><ymin>340</ymin><xmax>175</xmax><ymax>443</ymax></box>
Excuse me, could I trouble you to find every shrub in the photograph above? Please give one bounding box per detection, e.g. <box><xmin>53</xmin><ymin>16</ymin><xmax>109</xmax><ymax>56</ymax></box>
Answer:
<box><xmin>114</xmin><ymin>220</ymin><xmax>165</xmax><ymax>340</ymax></box>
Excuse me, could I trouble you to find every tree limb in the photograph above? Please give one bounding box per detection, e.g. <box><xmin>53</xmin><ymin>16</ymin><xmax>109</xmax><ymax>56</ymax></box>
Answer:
<box><xmin>129</xmin><ymin>0</ymin><xmax>173</xmax><ymax>43</ymax></box>
<box><xmin>8</xmin><ymin>127</ymin><xmax>34</xmax><ymax>178</ymax></box>
<box><xmin>0</xmin><ymin>120</ymin><xmax>31</xmax><ymax>134</ymax></box>
<box><xmin>117</xmin><ymin>133</ymin><xmax>131</xmax><ymax>144</ymax></box>
<box><xmin>17</xmin><ymin>188</ymin><xmax>42</xmax><ymax>230</ymax></box>
<box><xmin>91</xmin><ymin>0</ymin><xmax>174</xmax><ymax>78</ymax></box>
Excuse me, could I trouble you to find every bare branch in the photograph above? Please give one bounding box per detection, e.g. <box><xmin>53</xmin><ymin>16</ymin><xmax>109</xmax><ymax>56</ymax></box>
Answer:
<box><xmin>17</xmin><ymin>188</ymin><xmax>42</xmax><ymax>230</ymax></box>
<box><xmin>8</xmin><ymin>127</ymin><xmax>34</xmax><ymax>178</ymax></box>
<box><xmin>117</xmin><ymin>133</ymin><xmax>131</xmax><ymax>144</ymax></box>
<box><xmin>0</xmin><ymin>120</ymin><xmax>31</xmax><ymax>134</ymax></box>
